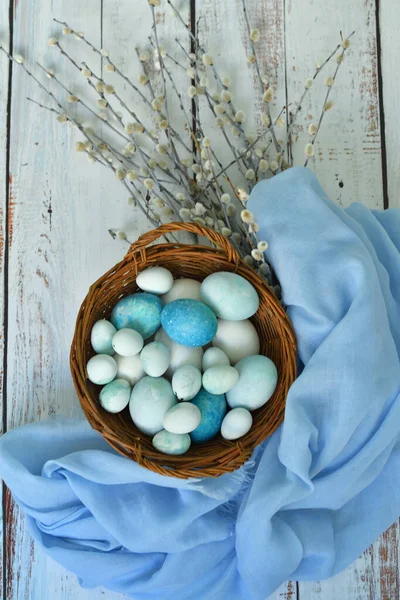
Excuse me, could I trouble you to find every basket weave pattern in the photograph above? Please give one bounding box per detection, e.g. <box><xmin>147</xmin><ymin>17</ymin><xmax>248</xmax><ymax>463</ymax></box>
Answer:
<box><xmin>70</xmin><ymin>222</ymin><xmax>297</xmax><ymax>479</ymax></box>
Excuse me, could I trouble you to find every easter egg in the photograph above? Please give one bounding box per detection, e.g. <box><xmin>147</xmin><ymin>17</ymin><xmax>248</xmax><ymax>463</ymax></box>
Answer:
<box><xmin>163</xmin><ymin>403</ymin><xmax>201</xmax><ymax>434</ymax></box>
<box><xmin>99</xmin><ymin>379</ymin><xmax>131</xmax><ymax>413</ymax></box>
<box><xmin>140</xmin><ymin>341</ymin><xmax>170</xmax><ymax>377</ymax></box>
<box><xmin>91</xmin><ymin>319</ymin><xmax>116</xmax><ymax>355</ymax></box>
<box><xmin>202</xmin><ymin>365</ymin><xmax>239</xmax><ymax>395</ymax></box>
<box><xmin>152</xmin><ymin>430</ymin><xmax>191</xmax><ymax>455</ymax></box>
<box><xmin>200</xmin><ymin>271</ymin><xmax>259</xmax><ymax>320</ymax></box>
<box><xmin>161</xmin><ymin>299</ymin><xmax>217</xmax><ymax>347</ymax></box>
<box><xmin>112</xmin><ymin>328</ymin><xmax>144</xmax><ymax>357</ymax></box>
<box><xmin>212</xmin><ymin>319</ymin><xmax>260</xmax><ymax>364</ymax></box>
<box><xmin>202</xmin><ymin>347</ymin><xmax>230</xmax><ymax>371</ymax></box>
<box><xmin>129</xmin><ymin>376</ymin><xmax>177</xmax><ymax>435</ymax></box>
<box><xmin>221</xmin><ymin>407</ymin><xmax>253</xmax><ymax>440</ymax></box>
<box><xmin>136</xmin><ymin>266</ymin><xmax>174</xmax><ymax>295</ymax></box>
<box><xmin>162</xmin><ymin>278</ymin><xmax>201</xmax><ymax>304</ymax></box>
<box><xmin>172</xmin><ymin>365</ymin><xmax>202</xmax><ymax>401</ymax></box>
<box><xmin>155</xmin><ymin>328</ymin><xmax>203</xmax><ymax>377</ymax></box>
<box><xmin>110</xmin><ymin>292</ymin><xmax>162</xmax><ymax>339</ymax></box>
<box><xmin>190</xmin><ymin>388</ymin><xmax>227</xmax><ymax>443</ymax></box>
<box><xmin>114</xmin><ymin>353</ymin><xmax>145</xmax><ymax>386</ymax></box>
<box><xmin>226</xmin><ymin>355</ymin><xmax>278</xmax><ymax>411</ymax></box>
<box><xmin>87</xmin><ymin>354</ymin><xmax>117</xmax><ymax>385</ymax></box>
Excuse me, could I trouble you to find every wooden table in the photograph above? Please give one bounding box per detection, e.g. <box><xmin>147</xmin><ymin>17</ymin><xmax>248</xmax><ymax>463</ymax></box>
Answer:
<box><xmin>0</xmin><ymin>0</ymin><xmax>399</xmax><ymax>598</ymax></box>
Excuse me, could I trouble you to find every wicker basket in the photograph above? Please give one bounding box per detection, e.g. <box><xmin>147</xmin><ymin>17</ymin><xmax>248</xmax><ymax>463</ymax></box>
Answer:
<box><xmin>70</xmin><ymin>222</ymin><xmax>297</xmax><ymax>479</ymax></box>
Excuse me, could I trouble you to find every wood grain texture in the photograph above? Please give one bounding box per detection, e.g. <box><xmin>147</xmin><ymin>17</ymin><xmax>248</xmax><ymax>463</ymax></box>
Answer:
<box><xmin>379</xmin><ymin>0</ymin><xmax>400</xmax><ymax>208</ymax></box>
<box><xmin>285</xmin><ymin>0</ymin><xmax>384</xmax><ymax>208</ymax></box>
<box><xmin>0</xmin><ymin>0</ymin><xmax>10</xmax><ymax>593</ymax></box>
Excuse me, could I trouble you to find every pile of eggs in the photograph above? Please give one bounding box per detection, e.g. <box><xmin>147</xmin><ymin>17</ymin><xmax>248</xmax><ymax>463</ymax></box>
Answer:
<box><xmin>87</xmin><ymin>267</ymin><xmax>278</xmax><ymax>456</ymax></box>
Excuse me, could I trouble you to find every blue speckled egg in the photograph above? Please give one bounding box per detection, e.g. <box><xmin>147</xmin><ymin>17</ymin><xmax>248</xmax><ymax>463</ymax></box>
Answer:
<box><xmin>200</xmin><ymin>271</ymin><xmax>259</xmax><ymax>320</ymax></box>
<box><xmin>161</xmin><ymin>299</ymin><xmax>217</xmax><ymax>347</ymax></box>
<box><xmin>110</xmin><ymin>292</ymin><xmax>162</xmax><ymax>339</ymax></box>
<box><xmin>190</xmin><ymin>388</ymin><xmax>227</xmax><ymax>443</ymax></box>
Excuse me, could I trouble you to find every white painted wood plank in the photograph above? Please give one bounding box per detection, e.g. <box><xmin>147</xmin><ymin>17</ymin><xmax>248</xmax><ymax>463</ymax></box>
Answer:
<box><xmin>0</xmin><ymin>0</ymin><xmax>10</xmax><ymax>593</ymax></box>
<box><xmin>5</xmin><ymin>0</ymin><xmax>189</xmax><ymax>598</ymax></box>
<box><xmin>380</xmin><ymin>0</ymin><xmax>400</xmax><ymax>208</ymax></box>
<box><xmin>285</xmin><ymin>0</ymin><xmax>384</xmax><ymax>209</ymax></box>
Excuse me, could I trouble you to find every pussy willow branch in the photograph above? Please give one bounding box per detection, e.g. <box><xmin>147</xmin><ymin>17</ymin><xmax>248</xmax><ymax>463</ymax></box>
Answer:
<box><xmin>304</xmin><ymin>32</ymin><xmax>355</xmax><ymax>168</ymax></box>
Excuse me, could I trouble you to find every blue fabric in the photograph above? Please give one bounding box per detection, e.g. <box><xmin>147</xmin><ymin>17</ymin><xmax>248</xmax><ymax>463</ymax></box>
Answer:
<box><xmin>0</xmin><ymin>167</ymin><xmax>399</xmax><ymax>599</ymax></box>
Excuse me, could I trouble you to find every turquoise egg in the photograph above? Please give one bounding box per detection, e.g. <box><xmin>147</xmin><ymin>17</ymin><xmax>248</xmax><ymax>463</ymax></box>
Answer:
<box><xmin>161</xmin><ymin>299</ymin><xmax>217</xmax><ymax>347</ymax></box>
<box><xmin>99</xmin><ymin>379</ymin><xmax>131</xmax><ymax>413</ymax></box>
<box><xmin>152</xmin><ymin>430</ymin><xmax>191</xmax><ymax>455</ymax></box>
<box><xmin>226</xmin><ymin>354</ymin><xmax>278</xmax><ymax>411</ymax></box>
<box><xmin>200</xmin><ymin>271</ymin><xmax>259</xmax><ymax>321</ymax></box>
<box><xmin>190</xmin><ymin>388</ymin><xmax>227</xmax><ymax>443</ymax></box>
<box><xmin>110</xmin><ymin>292</ymin><xmax>162</xmax><ymax>339</ymax></box>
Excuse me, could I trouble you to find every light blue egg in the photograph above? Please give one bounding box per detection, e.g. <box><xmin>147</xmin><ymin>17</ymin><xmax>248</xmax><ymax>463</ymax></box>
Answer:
<box><xmin>110</xmin><ymin>292</ymin><xmax>162</xmax><ymax>339</ymax></box>
<box><xmin>99</xmin><ymin>379</ymin><xmax>131</xmax><ymax>413</ymax></box>
<box><xmin>152</xmin><ymin>430</ymin><xmax>191</xmax><ymax>455</ymax></box>
<box><xmin>91</xmin><ymin>319</ymin><xmax>116</xmax><ymax>355</ymax></box>
<box><xmin>129</xmin><ymin>376</ymin><xmax>176</xmax><ymax>435</ymax></box>
<box><xmin>161</xmin><ymin>299</ymin><xmax>217</xmax><ymax>347</ymax></box>
<box><xmin>190</xmin><ymin>388</ymin><xmax>227</xmax><ymax>443</ymax></box>
<box><xmin>226</xmin><ymin>354</ymin><xmax>278</xmax><ymax>411</ymax></box>
<box><xmin>200</xmin><ymin>271</ymin><xmax>259</xmax><ymax>320</ymax></box>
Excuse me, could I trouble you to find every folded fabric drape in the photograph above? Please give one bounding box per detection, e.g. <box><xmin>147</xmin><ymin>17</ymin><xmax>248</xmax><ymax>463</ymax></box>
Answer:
<box><xmin>1</xmin><ymin>167</ymin><xmax>399</xmax><ymax>599</ymax></box>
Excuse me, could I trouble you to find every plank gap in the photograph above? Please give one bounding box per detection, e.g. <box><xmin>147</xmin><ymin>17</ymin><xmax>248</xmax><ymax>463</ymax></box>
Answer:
<box><xmin>2</xmin><ymin>0</ymin><xmax>14</xmax><ymax>597</ymax></box>
<box><xmin>374</xmin><ymin>0</ymin><xmax>389</xmax><ymax>209</ymax></box>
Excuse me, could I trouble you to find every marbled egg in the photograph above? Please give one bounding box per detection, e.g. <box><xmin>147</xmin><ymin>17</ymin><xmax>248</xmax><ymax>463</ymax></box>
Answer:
<box><xmin>112</xmin><ymin>328</ymin><xmax>144</xmax><ymax>357</ymax></box>
<box><xmin>155</xmin><ymin>328</ymin><xmax>203</xmax><ymax>377</ymax></box>
<box><xmin>200</xmin><ymin>271</ymin><xmax>259</xmax><ymax>320</ymax></box>
<box><xmin>129</xmin><ymin>376</ymin><xmax>176</xmax><ymax>435</ymax></box>
<box><xmin>161</xmin><ymin>299</ymin><xmax>217</xmax><ymax>347</ymax></box>
<box><xmin>110</xmin><ymin>293</ymin><xmax>162</xmax><ymax>339</ymax></box>
<box><xmin>163</xmin><ymin>403</ymin><xmax>201</xmax><ymax>434</ymax></box>
<box><xmin>91</xmin><ymin>319</ymin><xmax>116</xmax><ymax>355</ymax></box>
<box><xmin>140</xmin><ymin>341</ymin><xmax>170</xmax><ymax>377</ymax></box>
<box><xmin>152</xmin><ymin>430</ymin><xmax>191</xmax><ymax>455</ymax></box>
<box><xmin>212</xmin><ymin>319</ymin><xmax>260</xmax><ymax>364</ymax></box>
<box><xmin>226</xmin><ymin>355</ymin><xmax>278</xmax><ymax>410</ymax></box>
<box><xmin>172</xmin><ymin>365</ymin><xmax>202</xmax><ymax>401</ymax></box>
<box><xmin>202</xmin><ymin>347</ymin><xmax>230</xmax><ymax>371</ymax></box>
<box><xmin>99</xmin><ymin>379</ymin><xmax>131</xmax><ymax>413</ymax></box>
<box><xmin>190</xmin><ymin>388</ymin><xmax>227</xmax><ymax>443</ymax></box>
<box><xmin>115</xmin><ymin>353</ymin><xmax>145</xmax><ymax>386</ymax></box>
<box><xmin>202</xmin><ymin>365</ymin><xmax>239</xmax><ymax>395</ymax></box>
<box><xmin>162</xmin><ymin>278</ymin><xmax>201</xmax><ymax>305</ymax></box>
<box><xmin>136</xmin><ymin>266</ymin><xmax>174</xmax><ymax>295</ymax></box>
<box><xmin>221</xmin><ymin>407</ymin><xmax>253</xmax><ymax>440</ymax></box>
<box><xmin>87</xmin><ymin>354</ymin><xmax>117</xmax><ymax>385</ymax></box>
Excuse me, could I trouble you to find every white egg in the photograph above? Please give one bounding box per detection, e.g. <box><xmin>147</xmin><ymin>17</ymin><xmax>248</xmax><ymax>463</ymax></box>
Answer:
<box><xmin>202</xmin><ymin>365</ymin><xmax>239</xmax><ymax>395</ymax></box>
<box><xmin>172</xmin><ymin>365</ymin><xmax>202</xmax><ymax>401</ymax></box>
<box><xmin>114</xmin><ymin>353</ymin><xmax>145</xmax><ymax>386</ymax></box>
<box><xmin>221</xmin><ymin>408</ymin><xmax>253</xmax><ymax>440</ymax></box>
<box><xmin>112</xmin><ymin>328</ymin><xmax>144</xmax><ymax>357</ymax></box>
<box><xmin>140</xmin><ymin>341</ymin><xmax>170</xmax><ymax>377</ymax></box>
<box><xmin>99</xmin><ymin>379</ymin><xmax>131</xmax><ymax>413</ymax></box>
<box><xmin>161</xmin><ymin>278</ymin><xmax>201</xmax><ymax>305</ymax></box>
<box><xmin>91</xmin><ymin>319</ymin><xmax>116</xmax><ymax>355</ymax></box>
<box><xmin>212</xmin><ymin>319</ymin><xmax>260</xmax><ymax>364</ymax></box>
<box><xmin>163</xmin><ymin>403</ymin><xmax>201</xmax><ymax>434</ymax></box>
<box><xmin>87</xmin><ymin>354</ymin><xmax>117</xmax><ymax>385</ymax></box>
<box><xmin>202</xmin><ymin>347</ymin><xmax>230</xmax><ymax>371</ymax></box>
<box><xmin>129</xmin><ymin>376</ymin><xmax>176</xmax><ymax>435</ymax></box>
<box><xmin>136</xmin><ymin>266</ymin><xmax>174</xmax><ymax>295</ymax></box>
<box><xmin>155</xmin><ymin>328</ymin><xmax>203</xmax><ymax>377</ymax></box>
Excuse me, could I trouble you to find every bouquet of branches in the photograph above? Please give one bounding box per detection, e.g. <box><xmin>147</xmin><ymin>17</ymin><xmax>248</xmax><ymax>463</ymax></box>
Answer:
<box><xmin>1</xmin><ymin>0</ymin><xmax>353</xmax><ymax>294</ymax></box>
